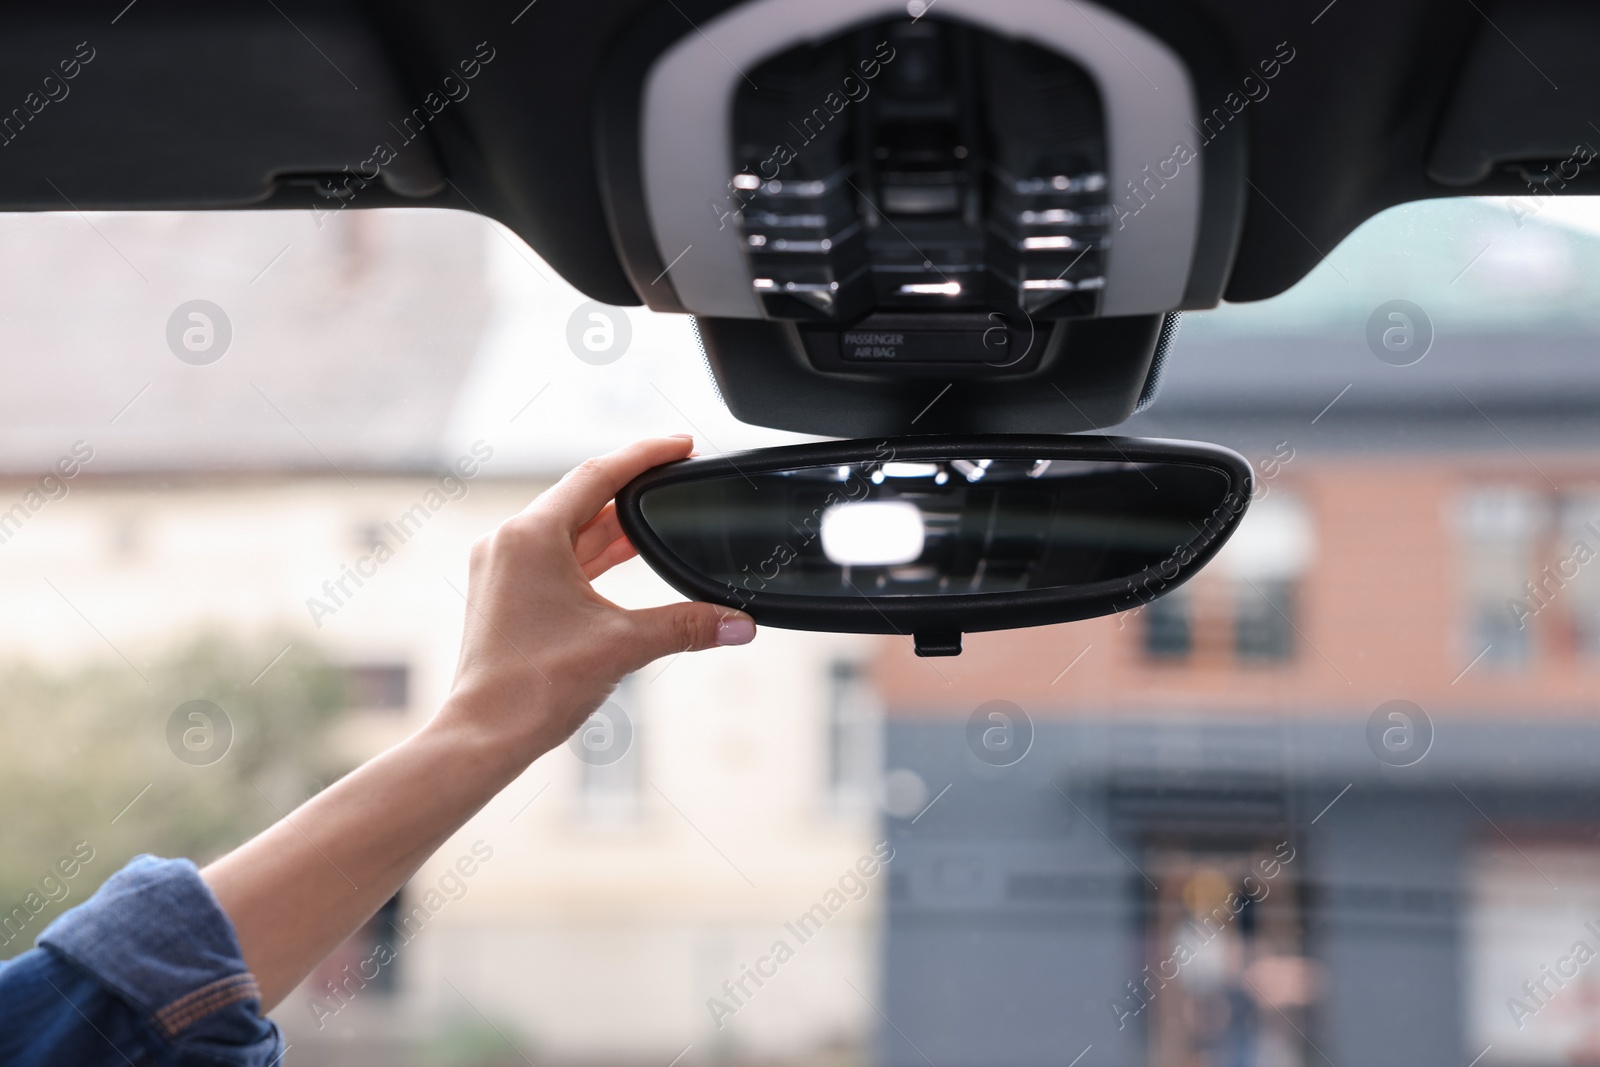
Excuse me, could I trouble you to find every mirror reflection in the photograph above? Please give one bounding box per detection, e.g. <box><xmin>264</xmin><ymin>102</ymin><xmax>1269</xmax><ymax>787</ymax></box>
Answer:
<box><xmin>637</xmin><ymin>456</ymin><xmax>1238</xmax><ymax>601</ymax></box>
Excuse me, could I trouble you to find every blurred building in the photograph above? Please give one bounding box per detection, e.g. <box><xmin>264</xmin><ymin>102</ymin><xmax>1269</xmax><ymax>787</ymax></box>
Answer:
<box><xmin>873</xmin><ymin>209</ymin><xmax>1600</xmax><ymax>1067</ymax></box>
<box><xmin>0</xmin><ymin>210</ymin><xmax>879</xmax><ymax>1067</ymax></box>
<box><xmin>8</xmin><ymin>197</ymin><xmax>1600</xmax><ymax>1067</ymax></box>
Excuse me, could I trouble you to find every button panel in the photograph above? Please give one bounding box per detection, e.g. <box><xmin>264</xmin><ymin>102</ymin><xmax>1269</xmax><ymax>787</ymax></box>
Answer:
<box><xmin>731</xmin><ymin>18</ymin><xmax>1110</xmax><ymax>327</ymax></box>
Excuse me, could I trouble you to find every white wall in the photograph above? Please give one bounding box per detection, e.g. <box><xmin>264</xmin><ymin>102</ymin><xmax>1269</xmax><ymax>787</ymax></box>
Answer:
<box><xmin>0</xmin><ymin>472</ymin><xmax>882</xmax><ymax>1062</ymax></box>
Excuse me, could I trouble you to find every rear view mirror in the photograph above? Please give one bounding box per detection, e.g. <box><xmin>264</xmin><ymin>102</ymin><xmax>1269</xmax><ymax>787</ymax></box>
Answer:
<box><xmin>617</xmin><ymin>436</ymin><xmax>1252</xmax><ymax>655</ymax></box>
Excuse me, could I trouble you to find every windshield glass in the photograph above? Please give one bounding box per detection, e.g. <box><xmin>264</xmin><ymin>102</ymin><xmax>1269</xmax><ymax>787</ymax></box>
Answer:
<box><xmin>3</xmin><ymin>197</ymin><xmax>1598</xmax><ymax>1067</ymax></box>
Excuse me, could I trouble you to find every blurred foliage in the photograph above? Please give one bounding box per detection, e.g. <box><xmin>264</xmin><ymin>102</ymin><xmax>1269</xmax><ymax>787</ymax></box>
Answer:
<box><xmin>425</xmin><ymin>1017</ymin><xmax>541</xmax><ymax>1067</ymax></box>
<box><xmin>0</xmin><ymin>631</ymin><xmax>350</xmax><ymax>953</ymax></box>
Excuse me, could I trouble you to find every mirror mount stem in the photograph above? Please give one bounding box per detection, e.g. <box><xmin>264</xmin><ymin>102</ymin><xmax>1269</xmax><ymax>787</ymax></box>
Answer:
<box><xmin>914</xmin><ymin>630</ymin><xmax>963</xmax><ymax>658</ymax></box>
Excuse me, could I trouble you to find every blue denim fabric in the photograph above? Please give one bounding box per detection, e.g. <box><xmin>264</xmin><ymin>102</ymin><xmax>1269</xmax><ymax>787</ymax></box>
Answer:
<box><xmin>0</xmin><ymin>855</ymin><xmax>284</xmax><ymax>1066</ymax></box>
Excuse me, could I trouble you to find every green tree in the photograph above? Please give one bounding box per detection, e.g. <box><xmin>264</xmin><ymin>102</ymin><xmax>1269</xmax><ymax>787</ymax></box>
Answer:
<box><xmin>0</xmin><ymin>631</ymin><xmax>349</xmax><ymax>957</ymax></box>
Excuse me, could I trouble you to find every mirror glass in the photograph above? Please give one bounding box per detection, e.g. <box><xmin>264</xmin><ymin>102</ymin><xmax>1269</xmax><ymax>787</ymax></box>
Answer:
<box><xmin>637</xmin><ymin>456</ymin><xmax>1237</xmax><ymax>599</ymax></box>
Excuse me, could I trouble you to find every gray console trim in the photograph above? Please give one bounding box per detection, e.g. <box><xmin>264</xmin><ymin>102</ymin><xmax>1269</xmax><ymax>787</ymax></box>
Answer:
<box><xmin>641</xmin><ymin>0</ymin><xmax>1201</xmax><ymax>318</ymax></box>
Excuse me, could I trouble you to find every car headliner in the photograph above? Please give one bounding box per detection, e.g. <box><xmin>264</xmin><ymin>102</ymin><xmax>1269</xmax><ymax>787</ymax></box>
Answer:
<box><xmin>0</xmin><ymin>1</ymin><xmax>1593</xmax><ymax>314</ymax></box>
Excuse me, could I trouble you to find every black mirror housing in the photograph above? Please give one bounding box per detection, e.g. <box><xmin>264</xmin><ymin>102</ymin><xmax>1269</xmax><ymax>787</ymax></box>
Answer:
<box><xmin>616</xmin><ymin>435</ymin><xmax>1253</xmax><ymax>655</ymax></box>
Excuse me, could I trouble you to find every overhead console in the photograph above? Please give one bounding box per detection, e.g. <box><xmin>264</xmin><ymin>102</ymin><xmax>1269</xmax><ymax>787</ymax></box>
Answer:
<box><xmin>597</xmin><ymin>0</ymin><xmax>1245</xmax><ymax>436</ymax></box>
<box><xmin>731</xmin><ymin>20</ymin><xmax>1110</xmax><ymax>324</ymax></box>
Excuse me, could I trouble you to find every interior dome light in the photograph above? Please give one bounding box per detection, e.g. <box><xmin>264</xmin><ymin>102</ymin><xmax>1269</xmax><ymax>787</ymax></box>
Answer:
<box><xmin>820</xmin><ymin>501</ymin><xmax>927</xmax><ymax>566</ymax></box>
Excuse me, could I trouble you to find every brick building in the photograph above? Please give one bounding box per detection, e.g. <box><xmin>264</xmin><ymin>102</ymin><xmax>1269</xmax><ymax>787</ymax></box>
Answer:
<box><xmin>874</xmin><ymin>198</ymin><xmax>1600</xmax><ymax>1067</ymax></box>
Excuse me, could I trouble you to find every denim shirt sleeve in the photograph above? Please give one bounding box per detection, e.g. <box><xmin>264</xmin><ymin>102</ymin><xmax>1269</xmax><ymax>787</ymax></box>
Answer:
<box><xmin>0</xmin><ymin>855</ymin><xmax>284</xmax><ymax>1067</ymax></box>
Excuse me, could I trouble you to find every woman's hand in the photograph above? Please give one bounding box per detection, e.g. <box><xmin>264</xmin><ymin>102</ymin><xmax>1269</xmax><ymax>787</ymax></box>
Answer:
<box><xmin>204</xmin><ymin>436</ymin><xmax>753</xmax><ymax>1011</ymax></box>
<box><xmin>440</xmin><ymin>434</ymin><xmax>755</xmax><ymax>763</ymax></box>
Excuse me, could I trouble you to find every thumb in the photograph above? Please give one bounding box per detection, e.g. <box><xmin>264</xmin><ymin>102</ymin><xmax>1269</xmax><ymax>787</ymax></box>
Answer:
<box><xmin>622</xmin><ymin>602</ymin><xmax>757</xmax><ymax>669</ymax></box>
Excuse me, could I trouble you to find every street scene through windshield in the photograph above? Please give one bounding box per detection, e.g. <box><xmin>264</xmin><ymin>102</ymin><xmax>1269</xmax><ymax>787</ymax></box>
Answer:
<box><xmin>3</xmin><ymin>197</ymin><xmax>1600</xmax><ymax>1067</ymax></box>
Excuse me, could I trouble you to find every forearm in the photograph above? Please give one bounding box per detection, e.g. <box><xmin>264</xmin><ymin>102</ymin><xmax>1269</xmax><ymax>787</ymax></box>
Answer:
<box><xmin>201</xmin><ymin>700</ymin><xmax>531</xmax><ymax>1011</ymax></box>
<box><xmin>200</xmin><ymin>437</ymin><xmax>751</xmax><ymax>1016</ymax></box>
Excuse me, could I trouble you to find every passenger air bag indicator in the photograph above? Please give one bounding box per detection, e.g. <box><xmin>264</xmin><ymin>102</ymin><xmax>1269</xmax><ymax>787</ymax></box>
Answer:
<box><xmin>843</xmin><ymin>331</ymin><xmax>905</xmax><ymax>360</ymax></box>
<box><xmin>800</xmin><ymin>312</ymin><xmax>1046</xmax><ymax>375</ymax></box>
<box><xmin>839</xmin><ymin>328</ymin><xmax>1005</xmax><ymax>363</ymax></box>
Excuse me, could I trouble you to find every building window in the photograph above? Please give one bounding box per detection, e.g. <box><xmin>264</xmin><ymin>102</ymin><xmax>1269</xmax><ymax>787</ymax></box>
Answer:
<box><xmin>309</xmin><ymin>893</ymin><xmax>402</xmax><ymax>1007</ymax></box>
<box><xmin>352</xmin><ymin>521</ymin><xmax>387</xmax><ymax>551</ymax></box>
<box><xmin>1145</xmin><ymin>494</ymin><xmax>1312</xmax><ymax>665</ymax></box>
<box><xmin>343</xmin><ymin>664</ymin><xmax>409</xmax><ymax>711</ymax></box>
<box><xmin>1559</xmin><ymin>494</ymin><xmax>1600</xmax><ymax>658</ymax></box>
<box><xmin>826</xmin><ymin>661</ymin><xmax>881</xmax><ymax>811</ymax></box>
<box><xmin>1142</xmin><ymin>589</ymin><xmax>1192</xmax><ymax>660</ymax></box>
<box><xmin>575</xmin><ymin>678</ymin><xmax>642</xmax><ymax>822</ymax></box>
<box><xmin>1221</xmin><ymin>494</ymin><xmax>1312</xmax><ymax>663</ymax></box>
<box><xmin>109</xmin><ymin>516</ymin><xmax>142</xmax><ymax>560</ymax></box>
<box><xmin>1460</xmin><ymin>489</ymin><xmax>1546</xmax><ymax>666</ymax></box>
<box><xmin>1466</xmin><ymin>838</ymin><xmax>1600</xmax><ymax>1062</ymax></box>
<box><xmin>1458</xmin><ymin>488</ymin><xmax>1600</xmax><ymax>665</ymax></box>
<box><xmin>1235</xmin><ymin>579</ymin><xmax>1297</xmax><ymax>661</ymax></box>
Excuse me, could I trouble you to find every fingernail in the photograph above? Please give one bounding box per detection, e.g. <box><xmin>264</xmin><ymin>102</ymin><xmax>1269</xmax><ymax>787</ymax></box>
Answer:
<box><xmin>716</xmin><ymin>616</ymin><xmax>756</xmax><ymax>646</ymax></box>
<box><xmin>670</xmin><ymin>433</ymin><xmax>694</xmax><ymax>442</ymax></box>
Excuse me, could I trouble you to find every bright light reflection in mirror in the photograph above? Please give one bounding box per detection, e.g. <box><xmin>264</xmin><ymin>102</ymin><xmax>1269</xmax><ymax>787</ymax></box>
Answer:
<box><xmin>820</xmin><ymin>501</ymin><xmax>927</xmax><ymax>567</ymax></box>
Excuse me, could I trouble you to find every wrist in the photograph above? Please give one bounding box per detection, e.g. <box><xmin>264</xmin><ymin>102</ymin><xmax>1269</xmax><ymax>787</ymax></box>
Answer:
<box><xmin>430</xmin><ymin>682</ymin><xmax>562</xmax><ymax>777</ymax></box>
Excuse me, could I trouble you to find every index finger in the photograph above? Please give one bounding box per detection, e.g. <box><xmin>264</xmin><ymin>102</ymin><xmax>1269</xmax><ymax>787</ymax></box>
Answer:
<box><xmin>528</xmin><ymin>435</ymin><xmax>694</xmax><ymax>530</ymax></box>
